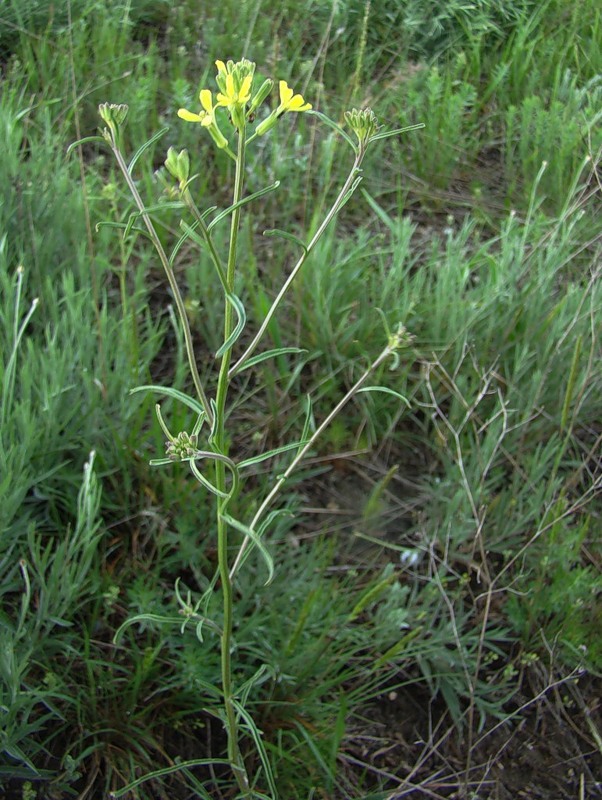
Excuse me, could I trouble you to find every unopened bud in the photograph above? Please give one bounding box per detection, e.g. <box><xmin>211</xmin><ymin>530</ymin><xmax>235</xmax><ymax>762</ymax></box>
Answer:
<box><xmin>165</xmin><ymin>147</ymin><xmax>190</xmax><ymax>184</ymax></box>
<box><xmin>98</xmin><ymin>103</ymin><xmax>129</xmax><ymax>147</ymax></box>
<box><xmin>344</xmin><ymin>107</ymin><xmax>380</xmax><ymax>147</ymax></box>
<box><xmin>255</xmin><ymin>110</ymin><xmax>279</xmax><ymax>137</ymax></box>
<box><xmin>248</xmin><ymin>78</ymin><xmax>274</xmax><ymax>117</ymax></box>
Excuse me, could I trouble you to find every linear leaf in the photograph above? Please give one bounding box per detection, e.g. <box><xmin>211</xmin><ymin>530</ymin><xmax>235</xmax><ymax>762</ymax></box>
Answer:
<box><xmin>300</xmin><ymin>394</ymin><xmax>315</xmax><ymax>446</ymax></box>
<box><xmin>360</xmin><ymin>189</ymin><xmax>396</xmax><ymax>232</ymax></box>
<box><xmin>95</xmin><ymin>220</ymin><xmax>153</xmax><ymax>242</ymax></box>
<box><xmin>236</xmin><ymin>664</ymin><xmax>274</xmax><ymax>706</ymax></box>
<box><xmin>215</xmin><ymin>293</ymin><xmax>246</xmax><ymax>358</ymax></box>
<box><xmin>114</xmin><ymin>612</ymin><xmax>182</xmax><ymax>643</ymax></box>
<box><xmin>66</xmin><ymin>135</ymin><xmax>106</xmax><ymax>156</ymax></box>
<box><xmin>335</xmin><ymin>174</ymin><xmax>363</xmax><ymax>212</ymax></box>
<box><xmin>130</xmin><ymin>385</ymin><xmax>207</xmax><ymax>417</ymax></box>
<box><xmin>368</xmin><ymin>122</ymin><xmax>425</xmax><ymax>142</ymax></box>
<box><xmin>189</xmin><ymin>460</ymin><xmax>230</xmax><ymax>499</ymax></box>
<box><xmin>374</xmin><ymin>627</ymin><xmax>423</xmax><ymax>668</ymax></box>
<box><xmin>308</xmin><ymin>110</ymin><xmax>357</xmax><ymax>152</ymax></box>
<box><xmin>179</xmin><ymin>220</ymin><xmax>227</xmax><ymax>289</ymax></box>
<box><xmin>221</xmin><ymin>514</ymin><xmax>274</xmax><ymax>584</ymax></box>
<box><xmin>207</xmin><ymin>181</ymin><xmax>280</xmax><ymax>232</ymax></box>
<box><xmin>231</xmin><ymin>347</ymin><xmax>306</xmax><ymax>376</ymax></box>
<box><xmin>169</xmin><ymin>218</ymin><xmax>201</xmax><ymax>266</ymax></box>
<box><xmin>238</xmin><ymin>439</ymin><xmax>311</xmax><ymax>470</ymax></box>
<box><xmin>262</xmin><ymin>228</ymin><xmax>307</xmax><ymax>253</ymax></box>
<box><xmin>356</xmin><ymin>385</ymin><xmax>410</xmax><ymax>406</ymax></box>
<box><xmin>127</xmin><ymin>126</ymin><xmax>169</xmax><ymax>173</ymax></box>
<box><xmin>232</xmin><ymin>700</ymin><xmax>278</xmax><ymax>799</ymax></box>
<box><xmin>109</xmin><ymin>759</ymin><xmax>231</xmax><ymax>797</ymax></box>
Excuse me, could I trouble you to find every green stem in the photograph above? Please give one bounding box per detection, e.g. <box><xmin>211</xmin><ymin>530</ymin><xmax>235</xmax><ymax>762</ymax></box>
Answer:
<box><xmin>182</xmin><ymin>190</ymin><xmax>229</xmax><ymax>292</ymax></box>
<box><xmin>229</xmin><ymin>148</ymin><xmax>365</xmax><ymax>378</ymax></box>
<box><xmin>230</xmin><ymin>340</ymin><xmax>396</xmax><ymax>579</ymax></box>
<box><xmin>110</xmin><ymin>144</ymin><xmax>213</xmax><ymax>427</ymax></box>
<box><xmin>214</xmin><ymin>126</ymin><xmax>251</xmax><ymax>797</ymax></box>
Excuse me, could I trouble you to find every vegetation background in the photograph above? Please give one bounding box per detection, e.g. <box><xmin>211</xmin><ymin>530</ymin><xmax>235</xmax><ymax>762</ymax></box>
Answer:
<box><xmin>0</xmin><ymin>0</ymin><xmax>600</xmax><ymax>797</ymax></box>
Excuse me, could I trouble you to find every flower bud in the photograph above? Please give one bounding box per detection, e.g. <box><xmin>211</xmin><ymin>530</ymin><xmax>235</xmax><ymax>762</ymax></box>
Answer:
<box><xmin>165</xmin><ymin>431</ymin><xmax>199</xmax><ymax>461</ymax></box>
<box><xmin>248</xmin><ymin>78</ymin><xmax>274</xmax><ymax>117</ymax></box>
<box><xmin>255</xmin><ymin>110</ymin><xmax>279</xmax><ymax>137</ymax></box>
<box><xmin>98</xmin><ymin>103</ymin><xmax>129</xmax><ymax>147</ymax></box>
<box><xmin>98</xmin><ymin>102</ymin><xmax>129</xmax><ymax>127</ymax></box>
<box><xmin>344</xmin><ymin>107</ymin><xmax>380</xmax><ymax>148</ymax></box>
<box><xmin>164</xmin><ymin>147</ymin><xmax>190</xmax><ymax>185</ymax></box>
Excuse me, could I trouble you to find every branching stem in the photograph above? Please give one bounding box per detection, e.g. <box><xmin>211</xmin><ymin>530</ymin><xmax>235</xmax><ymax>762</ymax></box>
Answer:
<box><xmin>110</xmin><ymin>145</ymin><xmax>213</xmax><ymax>427</ymax></box>
<box><xmin>229</xmin><ymin>148</ymin><xmax>366</xmax><ymax>378</ymax></box>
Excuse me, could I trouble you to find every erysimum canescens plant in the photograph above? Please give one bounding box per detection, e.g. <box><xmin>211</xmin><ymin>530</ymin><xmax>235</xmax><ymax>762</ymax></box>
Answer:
<box><xmin>88</xmin><ymin>59</ymin><xmax>422</xmax><ymax>799</ymax></box>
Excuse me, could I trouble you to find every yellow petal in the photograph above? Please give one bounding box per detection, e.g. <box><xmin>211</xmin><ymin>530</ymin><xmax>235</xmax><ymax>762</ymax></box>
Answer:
<box><xmin>200</xmin><ymin>89</ymin><xmax>213</xmax><ymax>113</ymax></box>
<box><xmin>215</xmin><ymin>60</ymin><xmax>226</xmax><ymax>73</ymax></box>
<box><xmin>216</xmin><ymin>92</ymin><xmax>229</xmax><ymax>107</ymax></box>
<box><xmin>289</xmin><ymin>94</ymin><xmax>311</xmax><ymax>111</ymax></box>
<box><xmin>279</xmin><ymin>80</ymin><xmax>294</xmax><ymax>107</ymax></box>
<box><xmin>178</xmin><ymin>108</ymin><xmax>203</xmax><ymax>122</ymax></box>
<box><xmin>240</xmin><ymin>75</ymin><xmax>253</xmax><ymax>102</ymax></box>
<box><xmin>226</xmin><ymin>73</ymin><xmax>235</xmax><ymax>99</ymax></box>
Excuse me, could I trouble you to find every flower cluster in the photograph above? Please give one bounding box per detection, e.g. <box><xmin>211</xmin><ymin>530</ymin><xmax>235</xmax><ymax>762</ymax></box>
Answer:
<box><xmin>98</xmin><ymin>102</ymin><xmax>129</xmax><ymax>146</ymax></box>
<box><xmin>177</xmin><ymin>59</ymin><xmax>312</xmax><ymax>146</ymax></box>
<box><xmin>165</xmin><ymin>431</ymin><xmax>199</xmax><ymax>461</ymax></box>
<box><xmin>344</xmin><ymin>107</ymin><xmax>380</xmax><ymax>148</ymax></box>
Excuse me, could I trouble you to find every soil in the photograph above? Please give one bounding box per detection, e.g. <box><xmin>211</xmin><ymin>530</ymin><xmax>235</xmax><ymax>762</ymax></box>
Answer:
<box><xmin>344</xmin><ymin>672</ymin><xmax>602</xmax><ymax>799</ymax></box>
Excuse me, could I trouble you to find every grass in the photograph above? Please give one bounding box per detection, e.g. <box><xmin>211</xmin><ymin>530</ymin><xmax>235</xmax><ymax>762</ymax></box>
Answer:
<box><xmin>1</xmin><ymin>0</ymin><xmax>600</xmax><ymax>797</ymax></box>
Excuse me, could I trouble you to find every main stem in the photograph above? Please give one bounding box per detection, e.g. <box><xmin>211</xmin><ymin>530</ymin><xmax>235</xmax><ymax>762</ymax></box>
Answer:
<box><xmin>214</xmin><ymin>127</ymin><xmax>251</xmax><ymax>796</ymax></box>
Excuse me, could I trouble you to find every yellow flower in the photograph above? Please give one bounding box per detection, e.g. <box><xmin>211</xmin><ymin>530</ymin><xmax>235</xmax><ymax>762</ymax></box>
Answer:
<box><xmin>217</xmin><ymin>73</ymin><xmax>253</xmax><ymax>108</ymax></box>
<box><xmin>277</xmin><ymin>81</ymin><xmax>311</xmax><ymax>113</ymax></box>
<box><xmin>177</xmin><ymin>89</ymin><xmax>216</xmax><ymax>125</ymax></box>
<box><xmin>177</xmin><ymin>89</ymin><xmax>228</xmax><ymax>149</ymax></box>
<box><xmin>254</xmin><ymin>80</ymin><xmax>312</xmax><ymax>136</ymax></box>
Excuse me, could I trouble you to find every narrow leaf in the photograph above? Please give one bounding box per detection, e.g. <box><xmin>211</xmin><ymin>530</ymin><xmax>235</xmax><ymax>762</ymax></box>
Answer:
<box><xmin>335</xmin><ymin>174</ymin><xmax>363</xmax><ymax>212</ymax></box>
<box><xmin>221</xmin><ymin>514</ymin><xmax>274</xmax><ymax>584</ymax></box>
<box><xmin>127</xmin><ymin>126</ymin><xmax>169</xmax><ymax>173</ymax></box>
<box><xmin>368</xmin><ymin>122</ymin><xmax>425</xmax><ymax>142</ymax></box>
<box><xmin>96</xmin><ymin>220</ymin><xmax>153</xmax><ymax>242</ymax></box>
<box><xmin>231</xmin><ymin>347</ymin><xmax>306</xmax><ymax>376</ymax></box>
<box><xmin>561</xmin><ymin>333</ymin><xmax>582</xmax><ymax>430</ymax></box>
<box><xmin>236</xmin><ymin>664</ymin><xmax>274</xmax><ymax>706</ymax></box>
<box><xmin>356</xmin><ymin>385</ymin><xmax>410</xmax><ymax>406</ymax></box>
<box><xmin>207</xmin><ymin>181</ymin><xmax>280</xmax><ymax>233</ymax></box>
<box><xmin>189</xmin><ymin>460</ymin><xmax>230</xmax><ymax>499</ymax></box>
<box><xmin>67</xmin><ymin>135</ymin><xmax>106</xmax><ymax>155</ymax></box>
<box><xmin>114</xmin><ymin>612</ymin><xmax>183</xmax><ymax>643</ymax></box>
<box><xmin>169</xmin><ymin>219</ymin><xmax>201</xmax><ymax>266</ymax></box>
<box><xmin>109</xmin><ymin>759</ymin><xmax>231</xmax><ymax>797</ymax></box>
<box><xmin>179</xmin><ymin>220</ymin><xmax>227</xmax><ymax>289</ymax></box>
<box><xmin>232</xmin><ymin>700</ymin><xmax>278</xmax><ymax>799</ymax></box>
<box><xmin>360</xmin><ymin>189</ymin><xmax>396</xmax><ymax>232</ymax></box>
<box><xmin>238</xmin><ymin>439</ymin><xmax>311</xmax><ymax>470</ymax></box>
<box><xmin>263</xmin><ymin>228</ymin><xmax>307</xmax><ymax>253</ymax></box>
<box><xmin>215</xmin><ymin>294</ymin><xmax>246</xmax><ymax>358</ymax></box>
<box><xmin>308</xmin><ymin>110</ymin><xmax>357</xmax><ymax>152</ymax></box>
<box><xmin>123</xmin><ymin>206</ymin><xmax>185</xmax><ymax>237</ymax></box>
<box><xmin>374</xmin><ymin>627</ymin><xmax>423</xmax><ymax>668</ymax></box>
<box><xmin>130</xmin><ymin>385</ymin><xmax>207</xmax><ymax>417</ymax></box>
<box><xmin>300</xmin><ymin>394</ymin><xmax>315</xmax><ymax>445</ymax></box>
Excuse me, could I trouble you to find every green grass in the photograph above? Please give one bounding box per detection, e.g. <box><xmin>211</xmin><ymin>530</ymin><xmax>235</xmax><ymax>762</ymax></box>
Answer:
<box><xmin>1</xmin><ymin>0</ymin><xmax>600</xmax><ymax>797</ymax></box>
